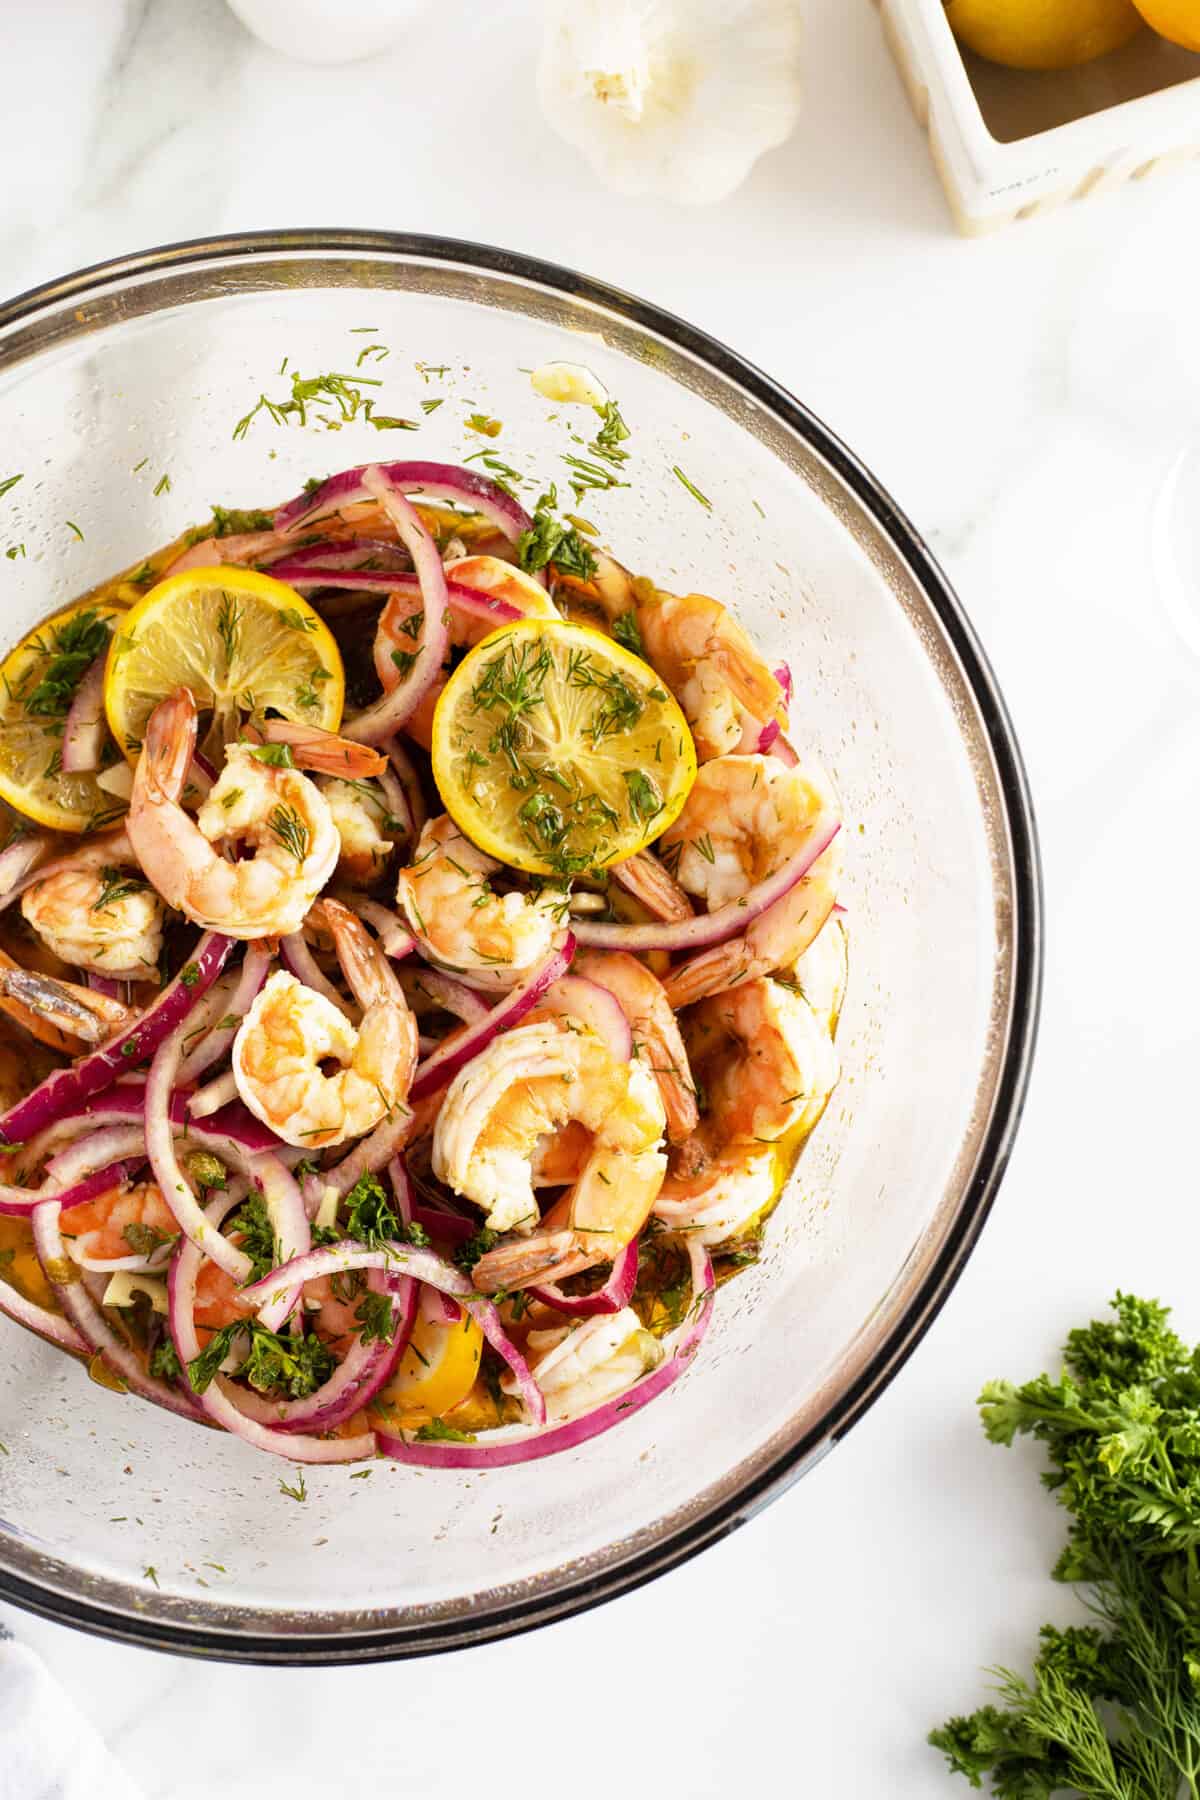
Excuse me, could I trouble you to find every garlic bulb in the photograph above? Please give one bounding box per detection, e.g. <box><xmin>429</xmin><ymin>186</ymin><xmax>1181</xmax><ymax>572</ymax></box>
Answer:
<box><xmin>537</xmin><ymin>0</ymin><xmax>803</xmax><ymax>205</ymax></box>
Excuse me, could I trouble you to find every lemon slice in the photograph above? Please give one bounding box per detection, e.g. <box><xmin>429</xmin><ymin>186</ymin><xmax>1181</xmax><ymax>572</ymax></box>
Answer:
<box><xmin>369</xmin><ymin>1288</ymin><xmax>484</xmax><ymax>1428</ymax></box>
<box><xmin>103</xmin><ymin>567</ymin><xmax>344</xmax><ymax>763</ymax></box>
<box><xmin>0</xmin><ymin>599</ymin><xmax>127</xmax><ymax>832</ymax></box>
<box><xmin>432</xmin><ymin>618</ymin><xmax>696</xmax><ymax>876</ymax></box>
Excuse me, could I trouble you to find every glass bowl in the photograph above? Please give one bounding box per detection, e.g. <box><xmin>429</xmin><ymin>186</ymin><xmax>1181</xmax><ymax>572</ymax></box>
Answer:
<box><xmin>0</xmin><ymin>232</ymin><xmax>1041</xmax><ymax>1663</ymax></box>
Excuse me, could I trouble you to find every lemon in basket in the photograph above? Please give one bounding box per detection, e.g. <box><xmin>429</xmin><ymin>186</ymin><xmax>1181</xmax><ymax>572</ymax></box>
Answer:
<box><xmin>944</xmin><ymin>0</ymin><xmax>1144</xmax><ymax>69</ymax></box>
<box><xmin>431</xmin><ymin>617</ymin><xmax>696</xmax><ymax>877</ymax></box>
<box><xmin>103</xmin><ymin>567</ymin><xmax>343</xmax><ymax>762</ymax></box>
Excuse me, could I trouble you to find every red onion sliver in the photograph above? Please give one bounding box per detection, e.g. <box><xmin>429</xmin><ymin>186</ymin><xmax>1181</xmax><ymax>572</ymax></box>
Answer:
<box><xmin>378</xmin><ymin>1240</ymin><xmax>713</xmax><ymax>1467</ymax></box>
<box><xmin>187</xmin><ymin>1070</ymin><xmax>239</xmax><ymax>1120</ymax></box>
<box><xmin>50</xmin><ymin>1084</ymin><xmax>281</xmax><ymax>1156</ymax></box>
<box><xmin>756</xmin><ymin>718</ymin><xmax>781</xmax><ymax>754</ymax></box>
<box><xmin>177</xmin><ymin>943</ymin><xmax>271</xmax><ymax>1086</ymax></box>
<box><xmin>278</xmin><ymin>932</ymin><xmax>349</xmax><ymax>1012</ymax></box>
<box><xmin>529</xmin><ymin>1237</ymin><xmax>640</xmax><ymax>1318</ymax></box>
<box><xmin>167</xmin><ymin>1209</ymin><xmax>374</xmax><ymax>1463</ymax></box>
<box><xmin>60</xmin><ymin>653</ymin><xmax>108</xmax><ymax>773</ymax></box>
<box><xmin>0</xmin><ymin>932</ymin><xmax>233</xmax><ymax>1148</ymax></box>
<box><xmin>32</xmin><ymin>1199</ymin><xmax>203</xmax><ymax>1420</ymax></box>
<box><xmin>355</xmin><ymin>899</ymin><xmax>416</xmax><ymax>961</ymax></box>
<box><xmin>0</xmin><ymin>1268</ymin><xmax>89</xmax><ymax>1356</ymax></box>
<box><xmin>573</xmin><ymin>819</ymin><xmax>839</xmax><ymax>953</ymax></box>
<box><xmin>536</xmin><ymin>974</ymin><xmax>631</xmax><ymax>1059</ymax></box>
<box><xmin>275</xmin><ymin>460</ymin><xmax>532</xmax><ymax>543</ymax></box>
<box><xmin>410</xmin><ymin>936</ymin><xmax>574</xmax><ymax>1102</ymax></box>
<box><xmin>336</xmin><ymin>466</ymin><xmax>450</xmax><ymax>746</ymax></box>
<box><xmin>383</xmin><ymin>737</ymin><xmax>427</xmax><ymax>838</ymax></box>
<box><xmin>45</xmin><ymin>1123</ymin><xmax>146</xmax><ymax>1186</ymax></box>
<box><xmin>769</xmin><ymin>734</ymin><xmax>800</xmax><ymax>769</ymax></box>
<box><xmin>0</xmin><ymin>833</ymin><xmax>52</xmax><ymax>913</ymax></box>
<box><xmin>0</xmin><ymin>1156</ymin><xmax>141</xmax><ymax>1219</ymax></box>
<box><xmin>774</xmin><ymin>662</ymin><xmax>794</xmax><ymax>706</ymax></box>
<box><xmin>318</xmin><ymin>1108</ymin><xmax>417</xmax><ymax>1204</ymax></box>
<box><xmin>398</xmin><ymin>965</ymin><xmax>489</xmax><ymax>1026</ymax></box>
<box><xmin>241</xmin><ymin>1240</ymin><xmax>546</xmax><ymax>1426</ymax></box>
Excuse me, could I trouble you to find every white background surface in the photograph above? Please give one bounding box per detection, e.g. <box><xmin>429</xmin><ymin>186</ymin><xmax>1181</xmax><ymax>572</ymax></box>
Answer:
<box><xmin>3</xmin><ymin>1</ymin><xmax>1200</xmax><ymax>1794</ymax></box>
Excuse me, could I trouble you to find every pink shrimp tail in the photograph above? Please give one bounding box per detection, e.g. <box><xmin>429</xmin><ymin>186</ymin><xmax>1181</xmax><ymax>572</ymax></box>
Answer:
<box><xmin>142</xmin><ymin>687</ymin><xmax>197</xmax><ymax>805</ymax></box>
<box><xmin>662</xmin><ymin>941</ymin><xmax>748</xmax><ymax>1010</ymax></box>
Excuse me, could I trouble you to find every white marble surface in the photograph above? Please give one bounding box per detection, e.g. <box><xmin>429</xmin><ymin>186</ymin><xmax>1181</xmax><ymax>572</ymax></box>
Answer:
<box><xmin>3</xmin><ymin>1</ymin><xmax>1200</xmax><ymax>1794</ymax></box>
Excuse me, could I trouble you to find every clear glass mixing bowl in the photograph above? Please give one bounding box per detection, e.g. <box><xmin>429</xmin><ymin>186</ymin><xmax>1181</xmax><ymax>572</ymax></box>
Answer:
<box><xmin>0</xmin><ymin>233</ymin><xmax>1041</xmax><ymax>1662</ymax></box>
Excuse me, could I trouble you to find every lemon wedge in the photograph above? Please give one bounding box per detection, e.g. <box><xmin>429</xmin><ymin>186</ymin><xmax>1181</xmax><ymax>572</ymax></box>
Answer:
<box><xmin>0</xmin><ymin>599</ymin><xmax>127</xmax><ymax>831</ymax></box>
<box><xmin>369</xmin><ymin>1288</ymin><xmax>484</xmax><ymax>1428</ymax></box>
<box><xmin>431</xmin><ymin>618</ymin><xmax>696</xmax><ymax>876</ymax></box>
<box><xmin>103</xmin><ymin>566</ymin><xmax>343</xmax><ymax>763</ymax></box>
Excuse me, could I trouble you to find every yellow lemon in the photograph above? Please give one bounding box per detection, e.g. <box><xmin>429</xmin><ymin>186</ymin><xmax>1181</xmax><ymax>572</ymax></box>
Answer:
<box><xmin>0</xmin><ymin>600</ymin><xmax>127</xmax><ymax>832</ymax></box>
<box><xmin>944</xmin><ymin>0</ymin><xmax>1144</xmax><ymax>69</ymax></box>
<box><xmin>1129</xmin><ymin>0</ymin><xmax>1200</xmax><ymax>48</ymax></box>
<box><xmin>431</xmin><ymin>617</ymin><xmax>696</xmax><ymax>877</ymax></box>
<box><xmin>369</xmin><ymin>1287</ymin><xmax>484</xmax><ymax>1428</ymax></box>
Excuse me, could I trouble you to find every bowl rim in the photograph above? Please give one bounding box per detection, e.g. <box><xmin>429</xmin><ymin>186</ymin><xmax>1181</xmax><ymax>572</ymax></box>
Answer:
<box><xmin>0</xmin><ymin>228</ymin><xmax>1042</xmax><ymax>1664</ymax></box>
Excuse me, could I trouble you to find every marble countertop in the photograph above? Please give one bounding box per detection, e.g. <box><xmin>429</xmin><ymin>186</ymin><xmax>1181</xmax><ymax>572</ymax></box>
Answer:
<box><xmin>3</xmin><ymin>1</ymin><xmax>1200</xmax><ymax>1794</ymax></box>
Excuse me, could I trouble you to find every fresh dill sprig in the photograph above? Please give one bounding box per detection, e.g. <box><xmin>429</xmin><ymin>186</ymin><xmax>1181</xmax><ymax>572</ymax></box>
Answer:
<box><xmin>267</xmin><ymin>804</ymin><xmax>310</xmax><ymax>865</ymax></box>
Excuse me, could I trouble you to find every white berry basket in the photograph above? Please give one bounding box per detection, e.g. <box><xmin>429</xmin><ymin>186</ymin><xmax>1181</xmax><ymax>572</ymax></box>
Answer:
<box><xmin>873</xmin><ymin>0</ymin><xmax>1200</xmax><ymax>233</ymax></box>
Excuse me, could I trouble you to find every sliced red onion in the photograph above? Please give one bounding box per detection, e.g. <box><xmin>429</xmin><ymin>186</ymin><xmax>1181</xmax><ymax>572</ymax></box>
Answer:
<box><xmin>397</xmin><ymin>965</ymin><xmax>489</xmax><ymax>1026</ymax></box>
<box><xmin>146</xmin><ymin>989</ymin><xmax>255</xmax><ymax>1283</ymax></box>
<box><xmin>279</xmin><ymin>932</ymin><xmax>349</xmax><ymax>1012</ymax></box>
<box><xmin>378</xmin><ymin>1240</ymin><xmax>713</xmax><ymax>1467</ymax></box>
<box><xmin>529</xmin><ymin>1236</ymin><xmax>640</xmax><ymax>1318</ymax></box>
<box><xmin>410</xmin><ymin>936</ymin><xmax>575</xmax><ymax>1102</ymax></box>
<box><xmin>49</xmin><ymin>1084</ymin><xmax>281</xmax><ymax>1156</ymax></box>
<box><xmin>268</xmin><ymin>561</ymin><xmax>525</xmax><ymax>635</ymax></box>
<box><xmin>241</xmin><ymin>1240</ymin><xmax>545</xmax><ymax>1426</ymax></box>
<box><xmin>60</xmin><ymin>652</ymin><xmax>108</xmax><ymax>773</ymax></box>
<box><xmin>383</xmin><ymin>737</ymin><xmax>427</xmax><ymax>837</ymax></box>
<box><xmin>319</xmin><ymin>1109</ymin><xmax>417</xmax><ymax>1204</ymax></box>
<box><xmin>84</xmin><ymin>971</ymin><xmax>128</xmax><ymax>1002</ymax></box>
<box><xmin>0</xmin><ymin>933</ymin><xmax>233</xmax><ymax>1149</ymax></box>
<box><xmin>774</xmin><ymin>662</ymin><xmax>794</xmax><ymax>706</ymax></box>
<box><xmin>44</xmin><ymin>1124</ymin><xmax>146</xmax><ymax>1186</ymax></box>
<box><xmin>0</xmin><ymin>832</ymin><xmax>52</xmax><ymax>912</ymax></box>
<box><xmin>770</xmin><ymin>734</ymin><xmax>799</xmax><ymax>769</ymax></box>
<box><xmin>387</xmin><ymin>1155</ymin><xmax>413</xmax><ymax>1226</ymax></box>
<box><xmin>0</xmin><ymin>1269</ymin><xmax>89</xmax><ymax>1356</ymax></box>
<box><xmin>410</xmin><ymin>1203</ymin><xmax>475</xmax><ymax>1246</ymax></box>
<box><xmin>32</xmin><ymin>1199</ymin><xmax>203</xmax><ymax>1420</ymax></box>
<box><xmin>270</xmin><ymin>537</ymin><xmax>410</xmax><ymax>573</ymax></box>
<box><xmin>335</xmin><ymin>466</ymin><xmax>450</xmax><ymax>746</ymax></box>
<box><xmin>236</xmin><ymin>1268</ymin><xmax>416</xmax><ymax>1435</ymax></box>
<box><xmin>756</xmin><ymin>718</ymin><xmax>781</xmax><ymax>754</ymax></box>
<box><xmin>573</xmin><ymin>819</ymin><xmax>840</xmax><ymax>953</ymax></box>
<box><xmin>176</xmin><ymin>943</ymin><xmax>271</xmax><ymax>1086</ymax></box>
<box><xmin>275</xmin><ymin>460</ymin><xmax>532</xmax><ymax>544</ymax></box>
<box><xmin>0</xmin><ymin>1156</ymin><xmax>141</xmax><ymax>1219</ymax></box>
<box><xmin>354</xmin><ymin>899</ymin><xmax>416</xmax><ymax>961</ymax></box>
<box><xmin>187</xmin><ymin>1071</ymin><xmax>239</xmax><ymax>1120</ymax></box>
<box><xmin>536</xmin><ymin>974</ymin><xmax>631</xmax><ymax>1059</ymax></box>
<box><xmin>65</xmin><ymin>1234</ymin><xmax>172</xmax><ymax>1276</ymax></box>
<box><xmin>167</xmin><ymin>1207</ymin><xmax>374</xmax><ymax>1463</ymax></box>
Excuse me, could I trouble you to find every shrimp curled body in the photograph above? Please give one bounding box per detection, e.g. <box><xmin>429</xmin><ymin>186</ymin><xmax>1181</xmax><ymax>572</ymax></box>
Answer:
<box><xmin>433</xmin><ymin>1018</ymin><xmax>667</xmax><ymax>1289</ymax></box>
<box><xmin>128</xmin><ymin>689</ymin><xmax>340</xmax><ymax>940</ymax></box>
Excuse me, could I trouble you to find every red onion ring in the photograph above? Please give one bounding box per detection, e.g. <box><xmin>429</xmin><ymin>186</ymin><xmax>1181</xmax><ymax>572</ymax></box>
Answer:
<box><xmin>267</xmin><ymin>561</ymin><xmax>526</xmax><ymax>639</ymax></box>
<box><xmin>270</xmin><ymin>538</ymin><xmax>410</xmax><ymax>573</ymax></box>
<box><xmin>383</xmin><ymin>738</ymin><xmax>427</xmax><ymax>838</ymax></box>
<box><xmin>274</xmin><ymin>460</ymin><xmax>532</xmax><ymax>544</ymax></box>
<box><xmin>167</xmin><ymin>1202</ymin><xmax>374</xmax><ymax>1463</ymax></box>
<box><xmin>314</xmin><ymin>1108</ymin><xmax>418</xmax><ymax>1205</ymax></box>
<box><xmin>536</xmin><ymin>974</ymin><xmax>631</xmax><ymax>1059</ymax></box>
<box><xmin>187</xmin><ymin>1071</ymin><xmax>238</xmax><ymax>1120</ymax></box>
<box><xmin>756</xmin><ymin>718</ymin><xmax>781</xmax><ymax>754</ymax></box>
<box><xmin>573</xmin><ymin>818</ymin><xmax>839</xmax><ymax>953</ymax></box>
<box><xmin>0</xmin><ymin>833</ymin><xmax>51</xmax><ymax>912</ymax></box>
<box><xmin>44</xmin><ymin>1124</ymin><xmax>146</xmax><ymax>1186</ymax></box>
<box><xmin>774</xmin><ymin>662</ymin><xmax>794</xmax><ymax>706</ymax></box>
<box><xmin>0</xmin><ymin>1155</ymin><xmax>142</xmax><ymax>1219</ymax></box>
<box><xmin>770</xmin><ymin>734</ymin><xmax>800</xmax><ymax>769</ymax></box>
<box><xmin>0</xmin><ymin>1269</ymin><xmax>89</xmax><ymax>1356</ymax></box>
<box><xmin>60</xmin><ymin>653</ymin><xmax>108</xmax><ymax>774</ymax></box>
<box><xmin>354</xmin><ymin>899</ymin><xmax>416</xmax><ymax>961</ymax></box>
<box><xmin>377</xmin><ymin>1239</ymin><xmax>713</xmax><ymax>1467</ymax></box>
<box><xmin>528</xmin><ymin>1236</ymin><xmax>640</xmax><ymax>1318</ymax></box>
<box><xmin>49</xmin><ymin>1084</ymin><xmax>281</xmax><ymax>1156</ymax></box>
<box><xmin>410</xmin><ymin>936</ymin><xmax>575</xmax><ymax>1102</ymax></box>
<box><xmin>176</xmin><ymin>943</ymin><xmax>271</xmax><ymax>1086</ymax></box>
<box><xmin>278</xmin><ymin>932</ymin><xmax>349</xmax><ymax>1011</ymax></box>
<box><xmin>241</xmin><ymin>1241</ymin><xmax>546</xmax><ymax>1426</ymax></box>
<box><xmin>32</xmin><ymin>1199</ymin><xmax>203</xmax><ymax>1420</ymax></box>
<box><xmin>332</xmin><ymin>466</ymin><xmax>450</xmax><ymax>746</ymax></box>
<box><xmin>0</xmin><ymin>932</ymin><xmax>233</xmax><ymax>1148</ymax></box>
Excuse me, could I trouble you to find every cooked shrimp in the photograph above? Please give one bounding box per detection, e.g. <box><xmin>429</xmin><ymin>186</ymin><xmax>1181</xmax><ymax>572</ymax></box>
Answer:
<box><xmin>502</xmin><ymin>1309</ymin><xmax>662</xmax><ymax>1422</ymax></box>
<box><xmin>384</xmin><ymin>555</ymin><xmax>559</xmax><ymax>750</ymax></box>
<box><xmin>609</xmin><ymin>850</ymin><xmax>693</xmax><ymax>922</ymax></box>
<box><xmin>232</xmin><ymin>898</ymin><xmax>417</xmax><ymax>1149</ymax></box>
<box><xmin>787</xmin><ymin>917</ymin><xmax>848</xmax><ymax>1038</ymax></box>
<box><xmin>654</xmin><ymin>1144</ymin><xmax>776</xmax><ymax>1247</ymax></box>
<box><xmin>572</xmin><ymin>948</ymin><xmax>698</xmax><ymax>1142</ymax></box>
<box><xmin>661</xmin><ymin>763</ymin><xmax>842</xmax><ymax>1008</ymax></box>
<box><xmin>60</xmin><ymin>1180</ymin><xmax>177</xmax><ymax>1265</ymax></box>
<box><xmin>637</xmin><ymin>591</ymin><xmax>786</xmax><ymax>761</ymax></box>
<box><xmin>683</xmin><ymin>977</ymin><xmax>838</xmax><ymax>1148</ymax></box>
<box><xmin>22</xmin><ymin>850</ymin><xmax>164</xmax><ymax>980</ymax></box>
<box><xmin>320</xmin><ymin>777</ymin><xmax>403</xmax><ymax>885</ymax></box>
<box><xmin>0</xmin><ymin>966</ymin><xmax>131</xmax><ymax>1044</ymax></box>
<box><xmin>256</xmin><ymin>719</ymin><xmax>386</xmax><ymax>780</ymax></box>
<box><xmin>434</xmin><ymin>1019</ymin><xmax>666</xmax><ymax>1288</ymax></box>
<box><xmin>128</xmin><ymin>688</ymin><xmax>340</xmax><ymax>940</ymax></box>
<box><xmin>396</xmin><ymin>815</ymin><xmax>568</xmax><ymax>991</ymax></box>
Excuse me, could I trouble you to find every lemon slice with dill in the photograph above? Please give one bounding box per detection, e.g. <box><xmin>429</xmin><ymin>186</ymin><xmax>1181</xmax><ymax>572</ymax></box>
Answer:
<box><xmin>431</xmin><ymin>618</ymin><xmax>696</xmax><ymax>877</ymax></box>
<box><xmin>103</xmin><ymin>566</ymin><xmax>343</xmax><ymax>762</ymax></box>
<box><xmin>0</xmin><ymin>600</ymin><xmax>127</xmax><ymax>832</ymax></box>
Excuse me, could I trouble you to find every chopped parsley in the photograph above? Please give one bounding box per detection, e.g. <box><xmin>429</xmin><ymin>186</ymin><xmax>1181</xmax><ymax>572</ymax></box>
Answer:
<box><xmin>149</xmin><ymin>1339</ymin><xmax>183</xmax><ymax>1382</ymax></box>
<box><xmin>354</xmin><ymin>1290</ymin><xmax>396</xmax><ymax>1347</ymax></box>
<box><xmin>516</xmin><ymin>486</ymin><xmax>596</xmax><ymax>581</ymax></box>
<box><xmin>455</xmin><ymin>1226</ymin><xmax>499</xmax><ymax>1272</ymax></box>
<box><xmin>413</xmin><ymin>1418</ymin><xmax>476</xmax><ymax>1444</ymax></box>
<box><xmin>210</xmin><ymin>504</ymin><xmax>275</xmax><ymax>537</ymax></box>
<box><xmin>249</xmin><ymin>741</ymin><xmax>296</xmax><ymax>768</ymax></box>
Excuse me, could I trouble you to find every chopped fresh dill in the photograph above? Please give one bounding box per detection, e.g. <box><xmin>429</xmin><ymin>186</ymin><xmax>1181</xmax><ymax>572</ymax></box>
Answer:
<box><xmin>267</xmin><ymin>804</ymin><xmax>310</xmax><ymax>864</ymax></box>
<box><xmin>672</xmin><ymin>466</ymin><xmax>711</xmax><ymax>509</ymax></box>
<box><xmin>153</xmin><ymin>472</ymin><xmax>171</xmax><ymax>496</ymax></box>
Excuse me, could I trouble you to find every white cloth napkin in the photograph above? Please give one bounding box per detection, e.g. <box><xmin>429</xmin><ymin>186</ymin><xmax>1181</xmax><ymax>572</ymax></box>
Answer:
<box><xmin>0</xmin><ymin>1625</ymin><xmax>144</xmax><ymax>1800</ymax></box>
